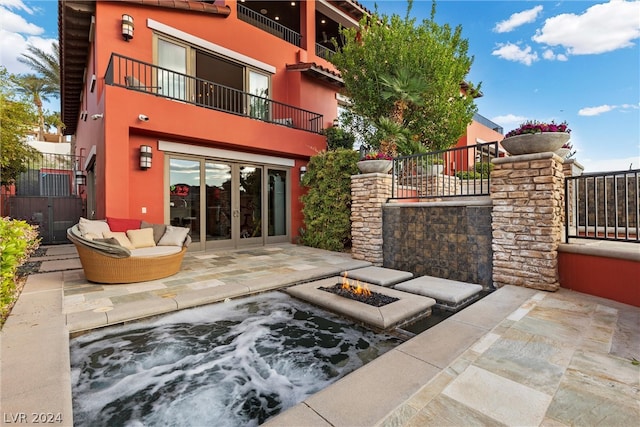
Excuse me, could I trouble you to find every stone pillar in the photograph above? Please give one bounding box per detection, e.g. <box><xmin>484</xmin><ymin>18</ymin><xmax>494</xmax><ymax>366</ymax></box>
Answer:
<box><xmin>490</xmin><ymin>153</ymin><xmax>565</xmax><ymax>291</ymax></box>
<box><xmin>562</xmin><ymin>159</ymin><xmax>585</xmax><ymax>239</ymax></box>
<box><xmin>351</xmin><ymin>173</ymin><xmax>392</xmax><ymax>266</ymax></box>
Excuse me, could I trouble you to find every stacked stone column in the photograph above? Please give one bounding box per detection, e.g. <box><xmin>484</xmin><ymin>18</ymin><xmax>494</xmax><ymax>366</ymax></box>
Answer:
<box><xmin>490</xmin><ymin>153</ymin><xmax>565</xmax><ymax>291</ymax></box>
<box><xmin>351</xmin><ymin>173</ymin><xmax>392</xmax><ymax>266</ymax></box>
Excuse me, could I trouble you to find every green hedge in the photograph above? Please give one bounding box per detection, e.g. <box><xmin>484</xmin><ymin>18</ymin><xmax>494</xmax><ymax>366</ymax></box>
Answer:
<box><xmin>1</xmin><ymin>217</ymin><xmax>40</xmax><ymax>324</ymax></box>
<box><xmin>300</xmin><ymin>149</ymin><xmax>360</xmax><ymax>251</ymax></box>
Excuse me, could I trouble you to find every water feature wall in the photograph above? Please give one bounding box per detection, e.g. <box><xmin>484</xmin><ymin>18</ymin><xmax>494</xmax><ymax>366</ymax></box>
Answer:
<box><xmin>382</xmin><ymin>200</ymin><xmax>493</xmax><ymax>288</ymax></box>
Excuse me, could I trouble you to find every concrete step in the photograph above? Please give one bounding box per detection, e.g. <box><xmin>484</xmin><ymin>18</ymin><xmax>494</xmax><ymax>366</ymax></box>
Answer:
<box><xmin>341</xmin><ymin>266</ymin><xmax>414</xmax><ymax>287</ymax></box>
<box><xmin>394</xmin><ymin>276</ymin><xmax>483</xmax><ymax>311</ymax></box>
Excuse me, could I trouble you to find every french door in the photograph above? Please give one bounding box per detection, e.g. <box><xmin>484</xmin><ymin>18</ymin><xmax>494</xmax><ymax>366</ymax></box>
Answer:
<box><xmin>167</xmin><ymin>157</ymin><xmax>289</xmax><ymax>250</ymax></box>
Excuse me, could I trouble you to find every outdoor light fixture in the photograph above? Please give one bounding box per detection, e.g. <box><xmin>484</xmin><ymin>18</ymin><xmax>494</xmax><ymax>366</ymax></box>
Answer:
<box><xmin>140</xmin><ymin>145</ymin><xmax>152</xmax><ymax>170</ymax></box>
<box><xmin>75</xmin><ymin>170</ymin><xmax>87</xmax><ymax>186</ymax></box>
<box><xmin>300</xmin><ymin>166</ymin><xmax>307</xmax><ymax>182</ymax></box>
<box><xmin>122</xmin><ymin>14</ymin><xmax>134</xmax><ymax>41</ymax></box>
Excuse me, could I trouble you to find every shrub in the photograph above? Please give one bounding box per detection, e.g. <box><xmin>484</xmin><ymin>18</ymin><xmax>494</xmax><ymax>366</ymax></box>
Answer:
<box><xmin>300</xmin><ymin>149</ymin><xmax>360</xmax><ymax>251</ymax></box>
<box><xmin>325</xmin><ymin>126</ymin><xmax>356</xmax><ymax>151</ymax></box>
<box><xmin>1</xmin><ymin>217</ymin><xmax>40</xmax><ymax>325</ymax></box>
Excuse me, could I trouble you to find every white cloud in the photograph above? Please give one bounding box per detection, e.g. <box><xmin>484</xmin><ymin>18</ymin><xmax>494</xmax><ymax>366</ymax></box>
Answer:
<box><xmin>494</xmin><ymin>5</ymin><xmax>543</xmax><ymax>33</ymax></box>
<box><xmin>541</xmin><ymin>48</ymin><xmax>569</xmax><ymax>61</ymax></box>
<box><xmin>578</xmin><ymin>105</ymin><xmax>615</xmax><ymax>116</ymax></box>
<box><xmin>532</xmin><ymin>0</ymin><xmax>640</xmax><ymax>55</ymax></box>
<box><xmin>491</xmin><ymin>114</ymin><xmax>528</xmax><ymax>129</ymax></box>
<box><xmin>0</xmin><ymin>5</ymin><xmax>41</xmax><ymax>34</ymax></box>
<box><xmin>491</xmin><ymin>42</ymin><xmax>539</xmax><ymax>65</ymax></box>
<box><xmin>0</xmin><ymin>0</ymin><xmax>33</xmax><ymax>14</ymax></box>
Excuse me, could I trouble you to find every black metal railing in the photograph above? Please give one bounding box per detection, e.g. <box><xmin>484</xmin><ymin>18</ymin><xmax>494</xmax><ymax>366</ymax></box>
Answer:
<box><xmin>391</xmin><ymin>142</ymin><xmax>499</xmax><ymax>200</ymax></box>
<box><xmin>316</xmin><ymin>43</ymin><xmax>335</xmax><ymax>61</ymax></box>
<box><xmin>237</xmin><ymin>3</ymin><xmax>301</xmax><ymax>47</ymax></box>
<box><xmin>105</xmin><ymin>54</ymin><xmax>323</xmax><ymax>134</ymax></box>
<box><xmin>473</xmin><ymin>113</ymin><xmax>503</xmax><ymax>134</ymax></box>
<box><xmin>565</xmin><ymin>169</ymin><xmax>639</xmax><ymax>243</ymax></box>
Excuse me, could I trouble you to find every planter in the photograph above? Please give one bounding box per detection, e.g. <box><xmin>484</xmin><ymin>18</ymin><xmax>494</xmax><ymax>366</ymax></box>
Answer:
<box><xmin>500</xmin><ymin>132</ymin><xmax>570</xmax><ymax>156</ymax></box>
<box><xmin>555</xmin><ymin>147</ymin><xmax>571</xmax><ymax>159</ymax></box>
<box><xmin>357</xmin><ymin>160</ymin><xmax>392</xmax><ymax>174</ymax></box>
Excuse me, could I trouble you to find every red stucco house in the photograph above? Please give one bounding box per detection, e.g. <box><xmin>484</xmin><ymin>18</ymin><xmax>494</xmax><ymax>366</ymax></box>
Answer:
<box><xmin>59</xmin><ymin>0</ymin><xmax>502</xmax><ymax>251</ymax></box>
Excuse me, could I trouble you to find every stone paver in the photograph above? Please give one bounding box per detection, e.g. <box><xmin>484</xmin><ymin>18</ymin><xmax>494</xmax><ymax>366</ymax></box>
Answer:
<box><xmin>395</xmin><ymin>275</ymin><xmax>483</xmax><ymax>310</ymax></box>
<box><xmin>2</xmin><ymin>243</ymin><xmax>638</xmax><ymax>427</ymax></box>
<box><xmin>342</xmin><ymin>265</ymin><xmax>414</xmax><ymax>287</ymax></box>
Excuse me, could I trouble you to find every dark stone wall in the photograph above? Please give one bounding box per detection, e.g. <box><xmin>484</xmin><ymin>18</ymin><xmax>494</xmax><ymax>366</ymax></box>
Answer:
<box><xmin>382</xmin><ymin>204</ymin><xmax>493</xmax><ymax>289</ymax></box>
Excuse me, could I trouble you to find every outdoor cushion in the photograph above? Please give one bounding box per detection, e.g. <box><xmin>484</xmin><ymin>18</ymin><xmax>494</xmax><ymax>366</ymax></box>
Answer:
<box><xmin>83</xmin><ymin>233</ymin><xmax>101</xmax><ymax>241</ymax></box>
<box><xmin>158</xmin><ymin>225</ymin><xmax>190</xmax><ymax>246</ymax></box>
<box><xmin>78</xmin><ymin>217</ymin><xmax>110</xmax><ymax>236</ymax></box>
<box><xmin>126</xmin><ymin>228</ymin><xmax>156</xmax><ymax>249</ymax></box>
<box><xmin>107</xmin><ymin>217</ymin><xmax>142</xmax><ymax>232</ymax></box>
<box><xmin>103</xmin><ymin>231</ymin><xmax>135</xmax><ymax>250</ymax></box>
<box><xmin>130</xmin><ymin>246</ymin><xmax>183</xmax><ymax>258</ymax></box>
<box><xmin>141</xmin><ymin>221</ymin><xmax>167</xmax><ymax>244</ymax></box>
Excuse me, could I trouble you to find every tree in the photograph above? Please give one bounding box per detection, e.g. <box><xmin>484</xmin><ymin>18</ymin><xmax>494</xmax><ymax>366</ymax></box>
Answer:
<box><xmin>18</xmin><ymin>42</ymin><xmax>60</xmax><ymax>95</ymax></box>
<box><xmin>12</xmin><ymin>74</ymin><xmax>56</xmax><ymax>141</ymax></box>
<box><xmin>331</xmin><ymin>0</ymin><xmax>479</xmax><ymax>152</ymax></box>
<box><xmin>0</xmin><ymin>67</ymin><xmax>39</xmax><ymax>186</ymax></box>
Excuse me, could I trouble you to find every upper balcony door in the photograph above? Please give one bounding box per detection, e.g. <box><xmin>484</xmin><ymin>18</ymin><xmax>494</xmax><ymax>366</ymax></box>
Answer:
<box><xmin>157</xmin><ymin>38</ymin><xmax>189</xmax><ymax>101</ymax></box>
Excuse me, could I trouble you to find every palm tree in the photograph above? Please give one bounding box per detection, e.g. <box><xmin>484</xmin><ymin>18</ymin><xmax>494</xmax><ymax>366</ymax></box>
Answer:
<box><xmin>18</xmin><ymin>42</ymin><xmax>60</xmax><ymax>94</ymax></box>
<box><xmin>376</xmin><ymin>68</ymin><xmax>427</xmax><ymax>156</ymax></box>
<box><xmin>12</xmin><ymin>74</ymin><xmax>56</xmax><ymax>141</ymax></box>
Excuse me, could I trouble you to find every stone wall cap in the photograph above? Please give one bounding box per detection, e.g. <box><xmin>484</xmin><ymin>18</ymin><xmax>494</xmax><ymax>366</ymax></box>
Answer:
<box><xmin>492</xmin><ymin>152</ymin><xmax>564</xmax><ymax>165</ymax></box>
<box><xmin>386</xmin><ymin>196</ymin><xmax>491</xmax><ymax>208</ymax></box>
<box><xmin>559</xmin><ymin>240</ymin><xmax>640</xmax><ymax>262</ymax></box>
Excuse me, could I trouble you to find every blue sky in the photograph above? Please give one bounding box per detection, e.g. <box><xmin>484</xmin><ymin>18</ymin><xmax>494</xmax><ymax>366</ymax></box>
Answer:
<box><xmin>1</xmin><ymin>0</ymin><xmax>638</xmax><ymax>172</ymax></box>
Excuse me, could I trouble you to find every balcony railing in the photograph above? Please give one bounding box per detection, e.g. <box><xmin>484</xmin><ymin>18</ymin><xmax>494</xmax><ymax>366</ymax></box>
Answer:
<box><xmin>316</xmin><ymin>43</ymin><xmax>336</xmax><ymax>61</ymax></box>
<box><xmin>473</xmin><ymin>113</ymin><xmax>503</xmax><ymax>134</ymax></box>
<box><xmin>565</xmin><ymin>169</ymin><xmax>639</xmax><ymax>243</ymax></box>
<box><xmin>237</xmin><ymin>4</ymin><xmax>301</xmax><ymax>47</ymax></box>
<box><xmin>105</xmin><ymin>54</ymin><xmax>323</xmax><ymax>134</ymax></box>
<box><xmin>391</xmin><ymin>142</ymin><xmax>499</xmax><ymax>200</ymax></box>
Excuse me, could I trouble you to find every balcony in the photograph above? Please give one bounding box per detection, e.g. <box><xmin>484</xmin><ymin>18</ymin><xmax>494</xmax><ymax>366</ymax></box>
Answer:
<box><xmin>237</xmin><ymin>3</ymin><xmax>301</xmax><ymax>47</ymax></box>
<box><xmin>315</xmin><ymin>43</ymin><xmax>336</xmax><ymax>61</ymax></box>
<box><xmin>105</xmin><ymin>54</ymin><xmax>323</xmax><ymax>134</ymax></box>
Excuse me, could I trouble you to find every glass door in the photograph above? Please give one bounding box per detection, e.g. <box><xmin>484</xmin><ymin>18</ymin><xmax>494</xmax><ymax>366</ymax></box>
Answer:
<box><xmin>168</xmin><ymin>158</ymin><xmax>201</xmax><ymax>244</ymax></box>
<box><xmin>237</xmin><ymin>165</ymin><xmax>262</xmax><ymax>245</ymax></box>
<box><xmin>169</xmin><ymin>157</ymin><xmax>287</xmax><ymax>250</ymax></box>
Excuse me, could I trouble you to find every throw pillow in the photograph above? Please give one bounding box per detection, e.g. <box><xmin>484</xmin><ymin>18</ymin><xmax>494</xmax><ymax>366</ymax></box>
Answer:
<box><xmin>93</xmin><ymin>237</ymin><xmax>122</xmax><ymax>246</ymax></box>
<box><xmin>83</xmin><ymin>233</ymin><xmax>101</xmax><ymax>241</ymax></box>
<box><xmin>78</xmin><ymin>217</ymin><xmax>111</xmax><ymax>236</ymax></box>
<box><xmin>157</xmin><ymin>225</ymin><xmax>190</xmax><ymax>246</ymax></box>
<box><xmin>102</xmin><ymin>231</ymin><xmax>135</xmax><ymax>249</ymax></box>
<box><xmin>141</xmin><ymin>221</ymin><xmax>167</xmax><ymax>245</ymax></box>
<box><xmin>126</xmin><ymin>228</ymin><xmax>156</xmax><ymax>249</ymax></box>
<box><xmin>107</xmin><ymin>217</ymin><xmax>142</xmax><ymax>232</ymax></box>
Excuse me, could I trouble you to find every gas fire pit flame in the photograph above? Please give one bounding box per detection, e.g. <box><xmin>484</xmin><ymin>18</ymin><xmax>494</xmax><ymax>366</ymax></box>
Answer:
<box><xmin>341</xmin><ymin>273</ymin><xmax>372</xmax><ymax>297</ymax></box>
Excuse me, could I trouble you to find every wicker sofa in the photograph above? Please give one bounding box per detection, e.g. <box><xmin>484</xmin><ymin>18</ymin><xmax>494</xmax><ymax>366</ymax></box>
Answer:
<box><xmin>67</xmin><ymin>218</ymin><xmax>190</xmax><ymax>284</ymax></box>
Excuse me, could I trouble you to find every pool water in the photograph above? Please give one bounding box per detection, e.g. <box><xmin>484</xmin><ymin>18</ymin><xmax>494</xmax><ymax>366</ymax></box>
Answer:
<box><xmin>70</xmin><ymin>292</ymin><xmax>403</xmax><ymax>426</ymax></box>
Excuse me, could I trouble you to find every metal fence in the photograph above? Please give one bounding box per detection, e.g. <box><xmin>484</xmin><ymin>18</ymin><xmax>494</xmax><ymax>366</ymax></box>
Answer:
<box><xmin>2</xmin><ymin>152</ymin><xmax>85</xmax><ymax>244</ymax></box>
<box><xmin>565</xmin><ymin>169</ymin><xmax>639</xmax><ymax>243</ymax></box>
<box><xmin>391</xmin><ymin>142</ymin><xmax>499</xmax><ymax>200</ymax></box>
<box><xmin>105</xmin><ymin>54</ymin><xmax>323</xmax><ymax>134</ymax></box>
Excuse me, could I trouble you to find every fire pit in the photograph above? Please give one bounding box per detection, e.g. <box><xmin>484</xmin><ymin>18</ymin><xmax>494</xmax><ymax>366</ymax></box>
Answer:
<box><xmin>285</xmin><ymin>276</ymin><xmax>436</xmax><ymax>330</ymax></box>
<box><xmin>320</xmin><ymin>273</ymin><xmax>399</xmax><ymax>307</ymax></box>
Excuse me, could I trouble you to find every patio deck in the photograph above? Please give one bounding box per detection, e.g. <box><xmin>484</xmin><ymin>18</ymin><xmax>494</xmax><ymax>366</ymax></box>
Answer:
<box><xmin>1</xmin><ymin>243</ymin><xmax>638</xmax><ymax>426</ymax></box>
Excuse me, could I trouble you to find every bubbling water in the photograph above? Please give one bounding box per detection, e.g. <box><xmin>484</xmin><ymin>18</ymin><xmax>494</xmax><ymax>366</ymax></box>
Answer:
<box><xmin>70</xmin><ymin>292</ymin><xmax>402</xmax><ymax>426</ymax></box>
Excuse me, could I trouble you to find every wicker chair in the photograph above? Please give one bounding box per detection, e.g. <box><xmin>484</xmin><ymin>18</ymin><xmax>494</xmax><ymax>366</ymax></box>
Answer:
<box><xmin>67</xmin><ymin>225</ymin><xmax>188</xmax><ymax>284</ymax></box>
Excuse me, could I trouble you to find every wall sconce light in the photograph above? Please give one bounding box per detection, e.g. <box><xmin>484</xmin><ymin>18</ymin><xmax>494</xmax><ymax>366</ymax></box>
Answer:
<box><xmin>300</xmin><ymin>166</ymin><xmax>307</xmax><ymax>182</ymax></box>
<box><xmin>75</xmin><ymin>170</ymin><xmax>87</xmax><ymax>186</ymax></box>
<box><xmin>140</xmin><ymin>145</ymin><xmax>152</xmax><ymax>170</ymax></box>
<box><xmin>122</xmin><ymin>14</ymin><xmax>134</xmax><ymax>41</ymax></box>
<box><xmin>332</xmin><ymin>118</ymin><xmax>340</xmax><ymax>127</ymax></box>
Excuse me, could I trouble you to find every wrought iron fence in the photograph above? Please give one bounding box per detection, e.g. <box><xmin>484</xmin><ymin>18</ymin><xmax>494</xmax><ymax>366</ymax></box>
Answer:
<box><xmin>237</xmin><ymin>3</ymin><xmax>301</xmax><ymax>47</ymax></box>
<box><xmin>316</xmin><ymin>43</ymin><xmax>335</xmax><ymax>61</ymax></box>
<box><xmin>565</xmin><ymin>169</ymin><xmax>639</xmax><ymax>243</ymax></box>
<box><xmin>2</xmin><ymin>152</ymin><xmax>85</xmax><ymax>244</ymax></box>
<box><xmin>105</xmin><ymin>54</ymin><xmax>323</xmax><ymax>134</ymax></box>
<box><xmin>391</xmin><ymin>142</ymin><xmax>499</xmax><ymax>200</ymax></box>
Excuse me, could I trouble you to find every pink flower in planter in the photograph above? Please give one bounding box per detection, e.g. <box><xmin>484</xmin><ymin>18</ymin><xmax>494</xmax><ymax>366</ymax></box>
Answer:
<box><xmin>506</xmin><ymin>120</ymin><xmax>571</xmax><ymax>138</ymax></box>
